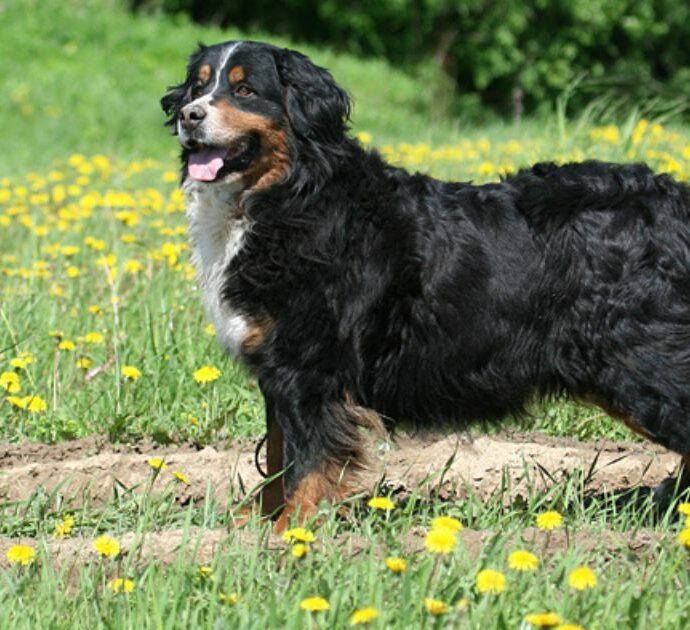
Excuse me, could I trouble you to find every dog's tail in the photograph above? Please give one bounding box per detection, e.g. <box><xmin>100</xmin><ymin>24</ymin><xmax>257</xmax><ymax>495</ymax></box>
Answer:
<box><xmin>507</xmin><ymin>160</ymin><xmax>690</xmax><ymax>231</ymax></box>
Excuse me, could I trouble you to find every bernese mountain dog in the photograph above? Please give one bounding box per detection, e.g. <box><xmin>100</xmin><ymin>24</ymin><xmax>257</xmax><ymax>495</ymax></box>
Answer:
<box><xmin>161</xmin><ymin>40</ymin><xmax>690</xmax><ymax>530</ymax></box>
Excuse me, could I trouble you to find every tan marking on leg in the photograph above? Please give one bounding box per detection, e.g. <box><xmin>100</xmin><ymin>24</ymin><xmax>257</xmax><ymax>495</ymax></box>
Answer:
<box><xmin>274</xmin><ymin>461</ymin><xmax>356</xmax><ymax>533</ymax></box>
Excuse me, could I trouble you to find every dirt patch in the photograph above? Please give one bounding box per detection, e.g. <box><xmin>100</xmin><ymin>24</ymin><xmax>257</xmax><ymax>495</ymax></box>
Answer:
<box><xmin>0</xmin><ymin>431</ymin><xmax>680</xmax><ymax>509</ymax></box>
<box><xmin>370</xmin><ymin>431</ymin><xmax>678</xmax><ymax>501</ymax></box>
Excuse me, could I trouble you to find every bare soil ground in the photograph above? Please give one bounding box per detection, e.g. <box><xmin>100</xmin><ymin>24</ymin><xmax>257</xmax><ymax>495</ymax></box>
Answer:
<box><xmin>0</xmin><ymin>431</ymin><xmax>679</xmax><ymax>568</ymax></box>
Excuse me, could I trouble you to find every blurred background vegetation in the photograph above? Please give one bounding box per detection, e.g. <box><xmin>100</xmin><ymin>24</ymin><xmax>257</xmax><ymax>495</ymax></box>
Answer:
<box><xmin>130</xmin><ymin>0</ymin><xmax>690</xmax><ymax>120</ymax></box>
<box><xmin>2</xmin><ymin>0</ymin><xmax>690</xmax><ymax>176</ymax></box>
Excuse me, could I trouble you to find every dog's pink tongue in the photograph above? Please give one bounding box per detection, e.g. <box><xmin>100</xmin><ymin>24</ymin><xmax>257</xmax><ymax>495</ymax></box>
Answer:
<box><xmin>188</xmin><ymin>148</ymin><xmax>226</xmax><ymax>181</ymax></box>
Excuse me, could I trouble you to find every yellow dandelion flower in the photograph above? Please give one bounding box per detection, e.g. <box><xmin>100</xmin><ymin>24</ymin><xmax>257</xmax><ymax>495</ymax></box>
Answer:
<box><xmin>554</xmin><ymin>625</ymin><xmax>585</xmax><ymax>630</ymax></box>
<box><xmin>525</xmin><ymin>612</ymin><xmax>563</xmax><ymax>627</ymax></box>
<box><xmin>172</xmin><ymin>471</ymin><xmax>189</xmax><ymax>484</ymax></box>
<box><xmin>84</xmin><ymin>331</ymin><xmax>104</xmax><ymax>344</ymax></box>
<box><xmin>568</xmin><ymin>566</ymin><xmax>597</xmax><ymax>591</ymax></box>
<box><xmin>476</xmin><ymin>569</ymin><xmax>507</xmax><ymax>594</ymax></box>
<box><xmin>193</xmin><ymin>365</ymin><xmax>222</xmax><ymax>383</ymax></box>
<box><xmin>282</xmin><ymin>527</ymin><xmax>316</xmax><ymax>543</ymax></box>
<box><xmin>12</xmin><ymin>395</ymin><xmax>48</xmax><ymax>413</ymax></box>
<box><xmin>6</xmin><ymin>395</ymin><xmax>28</xmax><ymax>409</ymax></box>
<box><xmin>204</xmin><ymin>323</ymin><xmax>216</xmax><ymax>336</ymax></box>
<box><xmin>219</xmin><ymin>592</ymin><xmax>239</xmax><ymax>605</ymax></box>
<box><xmin>53</xmin><ymin>515</ymin><xmax>75</xmax><ymax>539</ymax></box>
<box><xmin>350</xmin><ymin>606</ymin><xmax>379</xmax><ymax>625</ymax></box>
<box><xmin>367</xmin><ymin>496</ymin><xmax>396</xmax><ymax>511</ymax></box>
<box><xmin>424</xmin><ymin>528</ymin><xmax>457</xmax><ymax>555</ymax></box>
<box><xmin>84</xmin><ymin>236</ymin><xmax>106</xmax><ymax>251</ymax></box>
<box><xmin>76</xmin><ymin>357</ymin><xmax>93</xmax><ymax>369</ymax></box>
<box><xmin>0</xmin><ymin>372</ymin><xmax>20</xmax><ymax>393</ymax></box>
<box><xmin>88</xmin><ymin>304</ymin><xmax>102</xmax><ymax>315</ymax></box>
<box><xmin>147</xmin><ymin>458</ymin><xmax>168</xmax><ymax>471</ymax></box>
<box><xmin>9</xmin><ymin>357</ymin><xmax>30</xmax><ymax>369</ymax></box>
<box><xmin>6</xmin><ymin>544</ymin><xmax>36</xmax><ymax>566</ymax></box>
<box><xmin>478</xmin><ymin>161</ymin><xmax>496</xmax><ymax>176</ymax></box>
<box><xmin>430</xmin><ymin>515</ymin><xmax>463</xmax><ymax>532</ymax></box>
<box><xmin>93</xmin><ymin>535</ymin><xmax>121</xmax><ymax>558</ymax></box>
<box><xmin>198</xmin><ymin>565</ymin><xmax>213</xmax><ymax>579</ymax></box>
<box><xmin>108</xmin><ymin>578</ymin><xmax>135</xmax><ymax>593</ymax></box>
<box><xmin>677</xmin><ymin>503</ymin><xmax>690</xmax><ymax>516</ymax></box>
<box><xmin>292</xmin><ymin>543</ymin><xmax>310</xmax><ymax>558</ymax></box>
<box><xmin>48</xmin><ymin>330</ymin><xmax>64</xmax><ymax>339</ymax></box>
<box><xmin>66</xmin><ymin>266</ymin><xmax>81</xmax><ymax>278</ymax></box>
<box><xmin>356</xmin><ymin>131</ymin><xmax>373</xmax><ymax>144</ymax></box>
<box><xmin>61</xmin><ymin>245</ymin><xmax>80</xmax><ymax>257</ymax></box>
<box><xmin>385</xmin><ymin>556</ymin><xmax>408</xmax><ymax>574</ymax></box>
<box><xmin>58</xmin><ymin>340</ymin><xmax>76</xmax><ymax>351</ymax></box>
<box><xmin>508</xmin><ymin>549</ymin><xmax>539</xmax><ymax>571</ymax></box>
<box><xmin>121</xmin><ymin>365</ymin><xmax>141</xmax><ymax>380</ymax></box>
<box><xmin>424</xmin><ymin>598</ymin><xmax>448</xmax><ymax>616</ymax></box>
<box><xmin>536</xmin><ymin>511</ymin><xmax>563</xmax><ymax>531</ymax></box>
<box><xmin>678</xmin><ymin>528</ymin><xmax>690</xmax><ymax>547</ymax></box>
<box><xmin>124</xmin><ymin>259</ymin><xmax>144</xmax><ymax>274</ymax></box>
<box><xmin>300</xmin><ymin>596</ymin><xmax>330</xmax><ymax>612</ymax></box>
<box><xmin>96</xmin><ymin>253</ymin><xmax>117</xmax><ymax>268</ymax></box>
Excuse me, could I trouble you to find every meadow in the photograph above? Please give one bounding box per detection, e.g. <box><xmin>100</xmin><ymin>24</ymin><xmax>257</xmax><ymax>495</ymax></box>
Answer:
<box><xmin>3</xmin><ymin>0</ymin><xmax>690</xmax><ymax>628</ymax></box>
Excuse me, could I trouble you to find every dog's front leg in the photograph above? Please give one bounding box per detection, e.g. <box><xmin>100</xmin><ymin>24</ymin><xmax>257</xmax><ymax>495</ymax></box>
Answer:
<box><xmin>266</xmin><ymin>392</ymin><xmax>365</xmax><ymax>532</ymax></box>
<box><xmin>254</xmin><ymin>393</ymin><xmax>287</xmax><ymax>518</ymax></box>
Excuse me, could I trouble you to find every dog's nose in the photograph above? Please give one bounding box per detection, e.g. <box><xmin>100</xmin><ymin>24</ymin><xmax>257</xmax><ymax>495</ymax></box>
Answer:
<box><xmin>179</xmin><ymin>103</ymin><xmax>207</xmax><ymax>131</ymax></box>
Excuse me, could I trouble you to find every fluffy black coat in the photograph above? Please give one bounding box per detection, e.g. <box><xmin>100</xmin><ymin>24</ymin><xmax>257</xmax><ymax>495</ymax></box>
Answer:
<box><xmin>162</xmin><ymin>41</ymin><xmax>690</xmax><ymax>523</ymax></box>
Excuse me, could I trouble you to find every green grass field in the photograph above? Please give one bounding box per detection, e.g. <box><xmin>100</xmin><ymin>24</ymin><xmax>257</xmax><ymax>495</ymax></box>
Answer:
<box><xmin>3</xmin><ymin>0</ymin><xmax>690</xmax><ymax>627</ymax></box>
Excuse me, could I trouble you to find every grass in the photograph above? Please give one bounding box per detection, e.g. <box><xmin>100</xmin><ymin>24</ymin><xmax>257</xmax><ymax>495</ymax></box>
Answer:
<box><xmin>2</xmin><ymin>465</ymin><xmax>690</xmax><ymax>628</ymax></box>
<box><xmin>4</xmin><ymin>0</ymin><xmax>690</xmax><ymax>627</ymax></box>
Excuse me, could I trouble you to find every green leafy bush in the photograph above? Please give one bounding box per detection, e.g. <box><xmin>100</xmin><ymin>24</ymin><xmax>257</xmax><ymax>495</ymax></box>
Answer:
<box><xmin>131</xmin><ymin>0</ymin><xmax>690</xmax><ymax>116</ymax></box>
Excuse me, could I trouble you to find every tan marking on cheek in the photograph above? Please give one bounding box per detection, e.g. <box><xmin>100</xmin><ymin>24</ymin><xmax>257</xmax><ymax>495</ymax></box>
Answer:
<box><xmin>229</xmin><ymin>65</ymin><xmax>246</xmax><ymax>84</ymax></box>
<box><xmin>198</xmin><ymin>64</ymin><xmax>212</xmax><ymax>85</ymax></box>
<box><xmin>244</xmin><ymin>127</ymin><xmax>291</xmax><ymax>192</ymax></box>
<box><xmin>215</xmin><ymin>101</ymin><xmax>292</xmax><ymax>192</ymax></box>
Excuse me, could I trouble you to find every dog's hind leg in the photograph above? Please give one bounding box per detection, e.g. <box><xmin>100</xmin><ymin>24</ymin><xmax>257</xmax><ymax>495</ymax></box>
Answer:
<box><xmin>593</xmin><ymin>395</ymin><xmax>690</xmax><ymax>499</ymax></box>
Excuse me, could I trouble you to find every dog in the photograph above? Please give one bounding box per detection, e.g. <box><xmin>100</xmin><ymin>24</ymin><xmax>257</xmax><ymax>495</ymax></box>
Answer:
<box><xmin>161</xmin><ymin>40</ymin><xmax>690</xmax><ymax>530</ymax></box>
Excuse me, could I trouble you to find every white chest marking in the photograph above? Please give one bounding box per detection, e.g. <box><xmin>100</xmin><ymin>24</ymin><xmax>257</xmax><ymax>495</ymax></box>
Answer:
<box><xmin>184</xmin><ymin>179</ymin><xmax>249</xmax><ymax>357</ymax></box>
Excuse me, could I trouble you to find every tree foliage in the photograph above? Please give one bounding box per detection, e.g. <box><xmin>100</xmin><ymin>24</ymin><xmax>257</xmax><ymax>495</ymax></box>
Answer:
<box><xmin>133</xmin><ymin>0</ymin><xmax>690</xmax><ymax>116</ymax></box>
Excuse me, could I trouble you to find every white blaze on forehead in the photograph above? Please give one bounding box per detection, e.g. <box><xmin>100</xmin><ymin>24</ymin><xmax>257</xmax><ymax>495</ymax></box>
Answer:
<box><xmin>177</xmin><ymin>42</ymin><xmax>243</xmax><ymax>140</ymax></box>
<box><xmin>210</xmin><ymin>42</ymin><xmax>241</xmax><ymax>94</ymax></box>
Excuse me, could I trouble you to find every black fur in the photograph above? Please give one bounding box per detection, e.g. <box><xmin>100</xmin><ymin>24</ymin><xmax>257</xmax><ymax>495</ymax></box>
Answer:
<box><xmin>163</xmin><ymin>42</ymin><xmax>690</xmax><ymax>517</ymax></box>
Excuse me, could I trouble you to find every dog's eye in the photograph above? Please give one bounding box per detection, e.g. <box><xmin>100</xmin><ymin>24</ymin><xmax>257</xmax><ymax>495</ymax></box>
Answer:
<box><xmin>234</xmin><ymin>84</ymin><xmax>254</xmax><ymax>98</ymax></box>
<box><xmin>191</xmin><ymin>82</ymin><xmax>205</xmax><ymax>99</ymax></box>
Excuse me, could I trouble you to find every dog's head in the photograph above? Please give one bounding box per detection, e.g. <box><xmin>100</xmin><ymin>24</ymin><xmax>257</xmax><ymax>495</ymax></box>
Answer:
<box><xmin>161</xmin><ymin>41</ymin><xmax>351</xmax><ymax>191</ymax></box>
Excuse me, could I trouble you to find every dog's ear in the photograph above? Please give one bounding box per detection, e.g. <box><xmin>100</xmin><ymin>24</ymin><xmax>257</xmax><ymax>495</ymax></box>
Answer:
<box><xmin>274</xmin><ymin>48</ymin><xmax>351</xmax><ymax>144</ymax></box>
<box><xmin>161</xmin><ymin>44</ymin><xmax>208</xmax><ymax>127</ymax></box>
<box><xmin>160</xmin><ymin>83</ymin><xmax>187</xmax><ymax>128</ymax></box>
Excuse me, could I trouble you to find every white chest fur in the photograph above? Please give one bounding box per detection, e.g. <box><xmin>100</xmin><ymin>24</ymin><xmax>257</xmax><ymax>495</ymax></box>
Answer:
<box><xmin>184</xmin><ymin>180</ymin><xmax>249</xmax><ymax>357</ymax></box>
